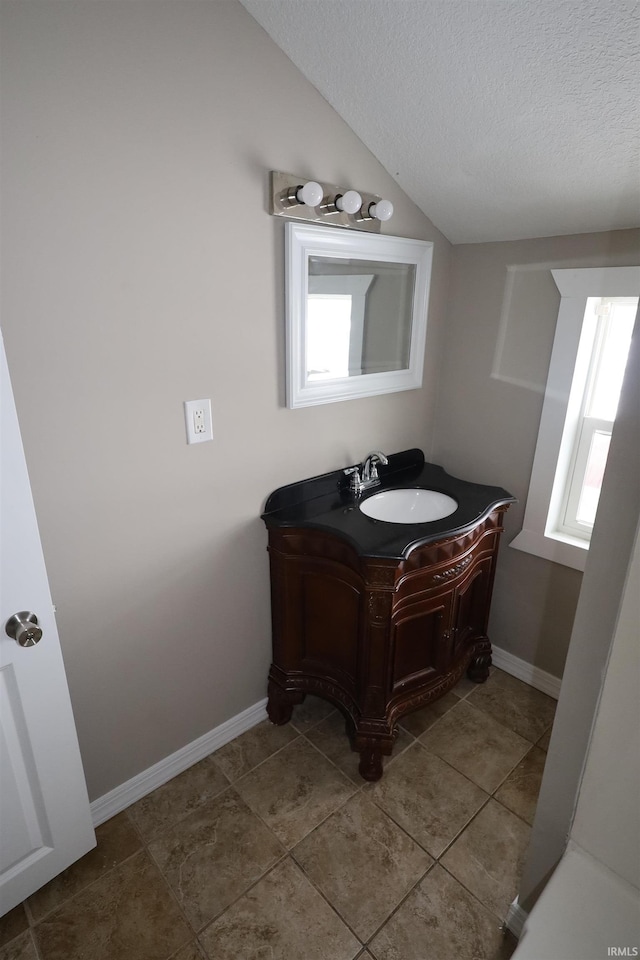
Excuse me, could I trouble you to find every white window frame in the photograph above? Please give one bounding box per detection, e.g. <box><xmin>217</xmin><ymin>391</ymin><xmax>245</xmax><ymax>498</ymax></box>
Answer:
<box><xmin>510</xmin><ymin>266</ymin><xmax>640</xmax><ymax>572</ymax></box>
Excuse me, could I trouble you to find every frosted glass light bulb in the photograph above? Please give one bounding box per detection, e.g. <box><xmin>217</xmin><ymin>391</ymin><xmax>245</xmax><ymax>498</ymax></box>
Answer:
<box><xmin>335</xmin><ymin>190</ymin><xmax>362</xmax><ymax>214</ymax></box>
<box><xmin>369</xmin><ymin>199</ymin><xmax>394</xmax><ymax>222</ymax></box>
<box><xmin>296</xmin><ymin>181</ymin><xmax>323</xmax><ymax>207</ymax></box>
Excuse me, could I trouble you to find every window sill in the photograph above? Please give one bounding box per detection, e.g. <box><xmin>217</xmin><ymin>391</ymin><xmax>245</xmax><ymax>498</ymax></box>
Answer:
<box><xmin>510</xmin><ymin>528</ymin><xmax>588</xmax><ymax>572</ymax></box>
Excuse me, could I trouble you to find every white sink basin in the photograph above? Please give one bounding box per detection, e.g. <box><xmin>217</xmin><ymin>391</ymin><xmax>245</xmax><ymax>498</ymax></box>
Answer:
<box><xmin>359</xmin><ymin>488</ymin><xmax>458</xmax><ymax>524</ymax></box>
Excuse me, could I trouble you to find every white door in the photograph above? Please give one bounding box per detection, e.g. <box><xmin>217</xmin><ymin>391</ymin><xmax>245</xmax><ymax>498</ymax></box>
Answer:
<box><xmin>0</xmin><ymin>332</ymin><xmax>95</xmax><ymax>916</ymax></box>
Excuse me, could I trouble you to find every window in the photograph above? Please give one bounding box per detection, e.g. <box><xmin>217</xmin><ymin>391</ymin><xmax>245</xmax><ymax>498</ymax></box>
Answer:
<box><xmin>511</xmin><ymin>267</ymin><xmax>639</xmax><ymax>572</ymax></box>
<box><xmin>553</xmin><ymin>297</ymin><xmax>636</xmax><ymax>540</ymax></box>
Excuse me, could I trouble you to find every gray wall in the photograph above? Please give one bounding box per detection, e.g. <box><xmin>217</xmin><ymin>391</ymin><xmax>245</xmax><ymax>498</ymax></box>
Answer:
<box><xmin>0</xmin><ymin>0</ymin><xmax>451</xmax><ymax>800</ymax></box>
<box><xmin>434</xmin><ymin>229</ymin><xmax>640</xmax><ymax>678</ymax></box>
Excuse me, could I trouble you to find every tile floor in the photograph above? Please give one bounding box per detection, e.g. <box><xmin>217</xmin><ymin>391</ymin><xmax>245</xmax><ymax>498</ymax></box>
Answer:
<box><xmin>1</xmin><ymin>668</ymin><xmax>556</xmax><ymax>960</ymax></box>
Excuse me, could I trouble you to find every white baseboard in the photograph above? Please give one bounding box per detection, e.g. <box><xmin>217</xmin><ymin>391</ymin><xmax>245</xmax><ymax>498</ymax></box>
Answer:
<box><xmin>505</xmin><ymin>896</ymin><xmax>528</xmax><ymax>938</ymax></box>
<box><xmin>90</xmin><ymin>648</ymin><xmax>559</xmax><ymax>827</ymax></box>
<box><xmin>90</xmin><ymin>698</ymin><xmax>268</xmax><ymax>827</ymax></box>
<box><xmin>491</xmin><ymin>645</ymin><xmax>561</xmax><ymax>700</ymax></box>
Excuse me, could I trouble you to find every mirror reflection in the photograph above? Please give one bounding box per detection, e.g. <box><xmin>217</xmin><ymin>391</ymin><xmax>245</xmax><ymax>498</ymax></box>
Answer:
<box><xmin>306</xmin><ymin>257</ymin><xmax>416</xmax><ymax>382</ymax></box>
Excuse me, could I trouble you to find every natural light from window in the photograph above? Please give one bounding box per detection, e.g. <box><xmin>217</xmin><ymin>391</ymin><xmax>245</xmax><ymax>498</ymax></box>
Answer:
<box><xmin>306</xmin><ymin>294</ymin><xmax>353</xmax><ymax>380</ymax></box>
<box><xmin>549</xmin><ymin>296</ymin><xmax>637</xmax><ymax>541</ymax></box>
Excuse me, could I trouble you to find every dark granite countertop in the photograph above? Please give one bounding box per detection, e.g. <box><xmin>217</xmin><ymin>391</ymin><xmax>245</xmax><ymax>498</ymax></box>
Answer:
<box><xmin>261</xmin><ymin>449</ymin><xmax>516</xmax><ymax>560</ymax></box>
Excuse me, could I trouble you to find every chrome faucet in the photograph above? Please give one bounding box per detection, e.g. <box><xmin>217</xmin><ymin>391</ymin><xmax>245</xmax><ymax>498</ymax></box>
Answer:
<box><xmin>344</xmin><ymin>450</ymin><xmax>389</xmax><ymax>495</ymax></box>
<box><xmin>362</xmin><ymin>451</ymin><xmax>389</xmax><ymax>485</ymax></box>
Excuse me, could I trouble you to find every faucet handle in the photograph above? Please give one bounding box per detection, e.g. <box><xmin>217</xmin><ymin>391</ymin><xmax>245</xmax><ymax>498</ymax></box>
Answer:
<box><xmin>343</xmin><ymin>466</ymin><xmax>363</xmax><ymax>493</ymax></box>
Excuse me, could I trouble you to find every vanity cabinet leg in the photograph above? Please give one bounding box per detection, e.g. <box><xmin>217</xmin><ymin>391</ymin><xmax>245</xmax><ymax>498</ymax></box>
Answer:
<box><xmin>266</xmin><ymin>681</ymin><xmax>302</xmax><ymax>725</ymax></box>
<box><xmin>467</xmin><ymin>652</ymin><xmax>492</xmax><ymax>683</ymax></box>
<box><xmin>358</xmin><ymin>740</ymin><xmax>384</xmax><ymax>782</ymax></box>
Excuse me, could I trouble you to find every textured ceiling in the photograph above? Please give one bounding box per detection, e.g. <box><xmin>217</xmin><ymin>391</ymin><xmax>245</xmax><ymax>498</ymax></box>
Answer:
<box><xmin>240</xmin><ymin>0</ymin><xmax>640</xmax><ymax>243</ymax></box>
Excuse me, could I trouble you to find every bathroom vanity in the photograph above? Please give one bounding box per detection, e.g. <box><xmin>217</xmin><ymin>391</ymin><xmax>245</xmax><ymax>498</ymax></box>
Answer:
<box><xmin>261</xmin><ymin>450</ymin><xmax>515</xmax><ymax>781</ymax></box>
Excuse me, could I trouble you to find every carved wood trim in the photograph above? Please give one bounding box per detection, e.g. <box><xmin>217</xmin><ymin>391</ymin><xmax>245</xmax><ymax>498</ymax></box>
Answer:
<box><xmin>432</xmin><ymin>554</ymin><xmax>473</xmax><ymax>581</ymax></box>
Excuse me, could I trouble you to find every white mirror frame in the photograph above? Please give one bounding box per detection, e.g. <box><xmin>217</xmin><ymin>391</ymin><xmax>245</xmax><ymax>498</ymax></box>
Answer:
<box><xmin>285</xmin><ymin>222</ymin><xmax>433</xmax><ymax>408</ymax></box>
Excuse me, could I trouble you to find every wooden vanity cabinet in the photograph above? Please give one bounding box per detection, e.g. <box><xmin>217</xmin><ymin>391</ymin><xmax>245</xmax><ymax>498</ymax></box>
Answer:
<box><xmin>266</xmin><ymin>506</ymin><xmax>509</xmax><ymax>781</ymax></box>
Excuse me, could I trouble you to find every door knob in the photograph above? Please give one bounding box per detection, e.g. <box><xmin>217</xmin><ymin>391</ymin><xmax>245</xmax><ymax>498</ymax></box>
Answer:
<box><xmin>5</xmin><ymin>611</ymin><xmax>43</xmax><ymax>648</ymax></box>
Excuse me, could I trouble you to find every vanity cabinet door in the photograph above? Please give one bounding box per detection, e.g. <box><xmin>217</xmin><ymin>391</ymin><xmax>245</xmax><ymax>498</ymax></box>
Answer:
<box><xmin>390</xmin><ymin>591</ymin><xmax>453</xmax><ymax>695</ymax></box>
<box><xmin>451</xmin><ymin>553</ymin><xmax>494</xmax><ymax>658</ymax></box>
<box><xmin>278</xmin><ymin>557</ymin><xmax>364</xmax><ymax>691</ymax></box>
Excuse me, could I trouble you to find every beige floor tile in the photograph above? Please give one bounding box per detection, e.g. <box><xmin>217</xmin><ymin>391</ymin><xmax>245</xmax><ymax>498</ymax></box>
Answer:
<box><xmin>452</xmin><ymin>673</ymin><xmax>487</xmax><ymax>698</ymax></box>
<box><xmin>398</xmin><ymin>691</ymin><xmax>459</xmax><ymax>737</ymax></box>
<box><xmin>537</xmin><ymin>725</ymin><xmax>553</xmax><ymax>751</ymax></box>
<box><xmin>289</xmin><ymin>694</ymin><xmax>336</xmax><ymax>732</ymax></box>
<box><xmin>369</xmin><ymin>863</ymin><xmax>515</xmax><ymax>960</ymax></box>
<box><xmin>34</xmin><ymin>850</ymin><xmax>190</xmax><ymax>960</ymax></box>
<box><xmin>419</xmin><ymin>700</ymin><xmax>531</xmax><ymax>792</ymax></box>
<box><xmin>0</xmin><ymin>931</ymin><xmax>38</xmax><ymax>960</ymax></box>
<box><xmin>293</xmin><ymin>793</ymin><xmax>431</xmax><ymax>940</ymax></box>
<box><xmin>148</xmin><ymin>789</ymin><xmax>283</xmax><ymax>929</ymax></box>
<box><xmin>0</xmin><ymin>906</ymin><xmax>28</xmax><ymax>949</ymax></box>
<box><xmin>441</xmin><ymin>799</ymin><xmax>531</xmax><ymax>920</ymax></box>
<box><xmin>28</xmin><ymin>813</ymin><xmax>142</xmax><ymax>921</ymax></box>
<box><xmin>367</xmin><ymin>741</ymin><xmax>488</xmax><ymax>857</ymax></box>
<box><xmin>495</xmin><ymin>746</ymin><xmax>547</xmax><ymax>824</ymax></box>
<box><xmin>212</xmin><ymin>720</ymin><xmax>298</xmax><ymax>781</ymax></box>
<box><xmin>235</xmin><ymin>737</ymin><xmax>356</xmax><ymax>848</ymax></box>
<box><xmin>466</xmin><ymin>669</ymin><xmax>556</xmax><ymax>742</ymax></box>
<box><xmin>6</xmin><ymin>670</ymin><xmax>547</xmax><ymax>960</ymax></box>
<box><xmin>199</xmin><ymin>858</ymin><xmax>360</xmax><ymax>960</ymax></box>
<box><xmin>128</xmin><ymin>758</ymin><xmax>230</xmax><ymax>841</ymax></box>
<box><xmin>305</xmin><ymin>711</ymin><xmax>413</xmax><ymax>784</ymax></box>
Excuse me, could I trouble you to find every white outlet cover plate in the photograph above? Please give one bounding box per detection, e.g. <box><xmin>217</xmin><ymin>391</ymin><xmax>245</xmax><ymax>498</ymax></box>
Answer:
<box><xmin>184</xmin><ymin>399</ymin><xmax>213</xmax><ymax>444</ymax></box>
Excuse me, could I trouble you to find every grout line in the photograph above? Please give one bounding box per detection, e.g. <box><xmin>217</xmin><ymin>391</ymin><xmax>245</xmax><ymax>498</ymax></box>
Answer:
<box><xmin>489</xmin><ymin>741</ymin><xmax>537</xmax><ymax>798</ymax></box>
<box><xmin>289</xmin><ymin>704</ymin><xmax>339</xmax><ymax>736</ymax></box>
<box><xmin>228</xmin><ymin>729</ymin><xmax>306</xmax><ymax>787</ymax></box>
<box><xmin>25</xmin><ymin>847</ymin><xmax>148</xmax><ymax>926</ymax></box>
<box><xmin>28</xmin><ymin>927</ymin><xmax>44</xmax><ymax>960</ymax></box>
<box><xmin>434</xmin><ymin>793</ymin><xmax>494</xmax><ymax>861</ymax></box>
<box><xmin>360</xmin><ymin>860</ymin><xmax>438</xmax><ymax>949</ymax></box>
<box><xmin>491</xmin><ymin>793</ymin><xmax>539</xmax><ymax>831</ymax></box>
<box><xmin>166</xmin><ymin>936</ymin><xmax>206</xmax><ymax>960</ymax></box>
<box><xmin>189</xmin><ymin>852</ymin><xmax>289</xmax><ymax>937</ymax></box>
<box><xmin>135</xmin><ymin>776</ymin><xmax>297</xmax><ymax>940</ymax></box>
<box><xmin>138</xmin><ymin>828</ymin><xmax>200</xmax><ymax>942</ymax></box>
<box><xmin>438</xmin><ymin>859</ymin><xmax>518</xmax><ymax>927</ymax></box>
<box><xmin>22</xmin><ymin>896</ymin><xmax>35</xmax><ymax>928</ymax></box>
<box><xmin>126</xmin><ymin>779</ymin><xmax>235</xmax><ymax>846</ymax></box>
<box><xmin>287</xmin><ymin>852</ymin><xmax>366</xmax><ymax>948</ymax></box>
<box><xmin>138</xmin><ymin>787</ymin><xmax>291</xmax><ymax>938</ymax></box>
<box><xmin>228</xmin><ymin>738</ymin><xmax>361</xmax><ymax>851</ymax></box>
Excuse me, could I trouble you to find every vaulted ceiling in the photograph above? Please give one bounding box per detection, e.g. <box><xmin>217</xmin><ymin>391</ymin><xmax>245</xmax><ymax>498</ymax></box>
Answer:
<box><xmin>240</xmin><ymin>0</ymin><xmax>640</xmax><ymax>243</ymax></box>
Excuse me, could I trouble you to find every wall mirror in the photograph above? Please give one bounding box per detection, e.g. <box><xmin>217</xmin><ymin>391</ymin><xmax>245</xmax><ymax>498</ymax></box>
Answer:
<box><xmin>286</xmin><ymin>222</ymin><xmax>433</xmax><ymax>408</ymax></box>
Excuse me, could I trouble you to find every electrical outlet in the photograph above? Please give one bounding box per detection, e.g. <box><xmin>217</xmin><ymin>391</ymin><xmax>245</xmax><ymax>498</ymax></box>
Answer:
<box><xmin>184</xmin><ymin>399</ymin><xmax>213</xmax><ymax>444</ymax></box>
<box><xmin>193</xmin><ymin>408</ymin><xmax>206</xmax><ymax>435</ymax></box>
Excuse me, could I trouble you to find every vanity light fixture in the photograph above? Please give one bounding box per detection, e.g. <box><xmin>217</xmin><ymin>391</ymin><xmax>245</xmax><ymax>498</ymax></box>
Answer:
<box><xmin>270</xmin><ymin>171</ymin><xmax>392</xmax><ymax>232</ymax></box>
<box><xmin>335</xmin><ymin>190</ymin><xmax>362</xmax><ymax>214</ymax></box>
<box><xmin>366</xmin><ymin>199</ymin><xmax>394</xmax><ymax>222</ymax></box>
<box><xmin>289</xmin><ymin>180</ymin><xmax>324</xmax><ymax>208</ymax></box>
